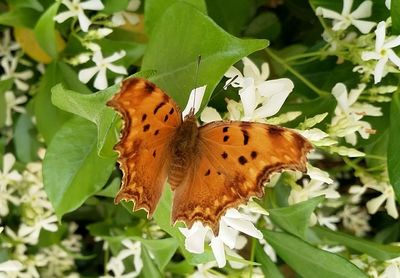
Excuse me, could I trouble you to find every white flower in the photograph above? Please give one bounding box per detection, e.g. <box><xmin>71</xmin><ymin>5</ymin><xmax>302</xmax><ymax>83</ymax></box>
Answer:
<box><xmin>0</xmin><ymin>153</ymin><xmax>22</xmax><ymax>216</ymax></box>
<box><xmin>1</xmin><ymin>57</ymin><xmax>33</xmax><ymax>91</ymax></box>
<box><xmin>4</xmin><ymin>90</ymin><xmax>27</xmax><ymax>126</ymax></box>
<box><xmin>338</xmin><ymin>205</ymin><xmax>371</xmax><ymax>236</ymax></box>
<box><xmin>224</xmin><ymin>58</ymin><xmax>294</xmax><ymax>121</ymax></box>
<box><xmin>0</xmin><ymin>29</ymin><xmax>20</xmax><ymax>59</ymax></box>
<box><xmin>0</xmin><ymin>260</ymin><xmax>23</xmax><ymax>274</ymax></box>
<box><xmin>104</xmin><ymin>240</ymin><xmax>143</xmax><ymax>278</ymax></box>
<box><xmin>54</xmin><ymin>0</ymin><xmax>105</xmax><ymax>32</ymax></box>
<box><xmin>180</xmin><ymin>208</ymin><xmax>262</xmax><ymax>268</ymax></box>
<box><xmin>18</xmin><ymin>213</ymin><xmax>58</xmax><ymax>244</ymax></box>
<box><xmin>380</xmin><ymin>263</ymin><xmax>400</xmax><ymax>278</ymax></box>
<box><xmin>288</xmin><ymin>179</ymin><xmax>340</xmax><ymax>205</ymax></box>
<box><xmin>112</xmin><ymin>0</ymin><xmax>141</xmax><ymax>26</ymax></box>
<box><xmin>307</xmin><ymin>164</ymin><xmax>333</xmax><ymax>184</ymax></box>
<box><xmin>362</xmin><ymin>21</ymin><xmax>400</xmax><ymax>83</ymax></box>
<box><xmin>316</xmin><ymin>211</ymin><xmax>340</xmax><ymax>230</ymax></box>
<box><xmin>79</xmin><ymin>50</ymin><xmax>127</xmax><ymax>90</ymax></box>
<box><xmin>316</xmin><ymin>0</ymin><xmax>376</xmax><ymax>34</ymax></box>
<box><xmin>182</xmin><ymin>85</ymin><xmax>207</xmax><ymax>118</ymax></box>
<box><xmin>330</xmin><ymin>83</ymin><xmax>381</xmax><ymax>145</ymax></box>
<box><xmin>385</xmin><ymin>0</ymin><xmax>391</xmax><ymax>9</ymax></box>
<box><xmin>200</xmin><ymin>106</ymin><xmax>223</xmax><ymax>123</ymax></box>
<box><xmin>366</xmin><ymin>182</ymin><xmax>398</xmax><ymax>219</ymax></box>
<box><xmin>189</xmin><ymin>262</ymin><xmax>224</xmax><ymax>278</ymax></box>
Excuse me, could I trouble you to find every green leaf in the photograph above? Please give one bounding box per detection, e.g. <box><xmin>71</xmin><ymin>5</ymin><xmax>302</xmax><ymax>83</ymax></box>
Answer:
<box><xmin>263</xmin><ymin>229</ymin><xmax>367</xmax><ymax>278</ymax></box>
<box><xmin>244</xmin><ymin>12</ymin><xmax>281</xmax><ymax>40</ymax></box>
<box><xmin>268</xmin><ymin>196</ymin><xmax>324</xmax><ymax>239</ymax></box>
<box><xmin>142</xmin><ymin>2</ymin><xmax>267</xmax><ymax>108</ymax></box>
<box><xmin>9</xmin><ymin>0</ymin><xmax>44</xmax><ymax>11</ymax></box>
<box><xmin>51</xmin><ymin>83</ymin><xmax>119</xmax><ymax>157</ymax></box>
<box><xmin>13</xmin><ymin>112</ymin><xmax>41</xmax><ymax>163</ymax></box>
<box><xmin>206</xmin><ymin>0</ymin><xmax>254</xmax><ymax>36</ymax></box>
<box><xmin>136</xmin><ymin>238</ymin><xmax>179</xmax><ymax>271</ymax></box>
<box><xmin>388</xmin><ymin>89</ymin><xmax>400</xmax><ymax>202</ymax></box>
<box><xmin>312</xmin><ymin>226</ymin><xmax>400</xmax><ymax>261</ymax></box>
<box><xmin>141</xmin><ymin>245</ymin><xmax>163</xmax><ymax>278</ymax></box>
<box><xmin>34</xmin><ymin>62</ymin><xmax>90</xmax><ymax>144</ymax></box>
<box><xmin>43</xmin><ymin>117</ymin><xmax>116</xmax><ymax>219</ymax></box>
<box><xmin>254</xmin><ymin>240</ymin><xmax>284</xmax><ymax>278</ymax></box>
<box><xmin>34</xmin><ymin>2</ymin><xmax>60</xmax><ymax>59</ymax></box>
<box><xmin>0</xmin><ymin>79</ymin><xmax>14</xmax><ymax>128</ymax></box>
<box><xmin>391</xmin><ymin>0</ymin><xmax>400</xmax><ymax>34</ymax></box>
<box><xmin>144</xmin><ymin>0</ymin><xmax>207</xmax><ymax>35</ymax></box>
<box><xmin>0</xmin><ymin>9</ymin><xmax>40</xmax><ymax>28</ymax></box>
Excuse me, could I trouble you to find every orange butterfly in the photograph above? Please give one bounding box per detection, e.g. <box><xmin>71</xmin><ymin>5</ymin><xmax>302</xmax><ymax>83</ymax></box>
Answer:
<box><xmin>107</xmin><ymin>77</ymin><xmax>313</xmax><ymax>233</ymax></box>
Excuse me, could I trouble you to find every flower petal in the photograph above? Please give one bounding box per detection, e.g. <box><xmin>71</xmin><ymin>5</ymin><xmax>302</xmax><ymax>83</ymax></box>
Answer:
<box><xmin>316</xmin><ymin>7</ymin><xmax>343</xmax><ymax>21</ymax></box>
<box><xmin>79</xmin><ymin>66</ymin><xmax>98</xmax><ymax>83</ymax></box>
<box><xmin>80</xmin><ymin>0</ymin><xmax>105</xmax><ymax>10</ymax></box>
<box><xmin>342</xmin><ymin>0</ymin><xmax>353</xmax><ymax>16</ymax></box>
<box><xmin>53</xmin><ymin>11</ymin><xmax>76</xmax><ymax>23</ymax></box>
<box><xmin>200</xmin><ymin>107</ymin><xmax>222</xmax><ymax>123</ymax></box>
<box><xmin>182</xmin><ymin>85</ymin><xmax>207</xmax><ymax>118</ymax></box>
<box><xmin>384</xmin><ymin>36</ymin><xmax>400</xmax><ymax>49</ymax></box>
<box><xmin>107</xmin><ymin>64</ymin><xmax>128</xmax><ymax>75</ymax></box>
<box><xmin>366</xmin><ymin>194</ymin><xmax>387</xmax><ymax>214</ymax></box>
<box><xmin>350</xmin><ymin>0</ymin><xmax>372</xmax><ymax>19</ymax></box>
<box><xmin>387</xmin><ymin>49</ymin><xmax>400</xmax><ymax>68</ymax></box>
<box><xmin>361</xmin><ymin>51</ymin><xmax>380</xmax><ymax>61</ymax></box>
<box><xmin>93</xmin><ymin>68</ymin><xmax>108</xmax><ymax>90</ymax></box>
<box><xmin>351</xmin><ymin>19</ymin><xmax>376</xmax><ymax>34</ymax></box>
<box><xmin>77</xmin><ymin>11</ymin><xmax>91</xmax><ymax>32</ymax></box>
<box><xmin>375</xmin><ymin>21</ymin><xmax>386</xmax><ymax>51</ymax></box>
<box><xmin>373</xmin><ymin>56</ymin><xmax>388</xmax><ymax>84</ymax></box>
<box><xmin>210</xmin><ymin>237</ymin><xmax>226</xmax><ymax>268</ymax></box>
<box><xmin>242</xmin><ymin>57</ymin><xmax>261</xmax><ymax>81</ymax></box>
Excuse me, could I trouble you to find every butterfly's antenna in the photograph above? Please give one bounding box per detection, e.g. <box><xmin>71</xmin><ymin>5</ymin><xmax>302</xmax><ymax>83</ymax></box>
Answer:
<box><xmin>209</xmin><ymin>75</ymin><xmax>239</xmax><ymax>102</ymax></box>
<box><xmin>190</xmin><ymin>55</ymin><xmax>202</xmax><ymax>115</ymax></box>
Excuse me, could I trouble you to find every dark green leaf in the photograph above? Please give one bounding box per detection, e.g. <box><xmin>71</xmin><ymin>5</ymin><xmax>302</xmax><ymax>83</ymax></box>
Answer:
<box><xmin>34</xmin><ymin>2</ymin><xmax>60</xmax><ymax>59</ymax></box>
<box><xmin>245</xmin><ymin>12</ymin><xmax>281</xmax><ymax>40</ymax></box>
<box><xmin>312</xmin><ymin>226</ymin><xmax>400</xmax><ymax>261</ymax></box>
<box><xmin>141</xmin><ymin>245</ymin><xmax>163</xmax><ymax>278</ymax></box>
<box><xmin>268</xmin><ymin>196</ymin><xmax>324</xmax><ymax>239</ymax></box>
<box><xmin>142</xmin><ymin>2</ymin><xmax>267</xmax><ymax>108</ymax></box>
<box><xmin>388</xmin><ymin>89</ymin><xmax>400</xmax><ymax>202</ymax></box>
<box><xmin>254</xmin><ymin>240</ymin><xmax>284</xmax><ymax>278</ymax></box>
<box><xmin>391</xmin><ymin>0</ymin><xmax>400</xmax><ymax>34</ymax></box>
<box><xmin>9</xmin><ymin>0</ymin><xmax>44</xmax><ymax>11</ymax></box>
<box><xmin>263</xmin><ymin>229</ymin><xmax>367</xmax><ymax>278</ymax></box>
<box><xmin>206</xmin><ymin>0</ymin><xmax>254</xmax><ymax>36</ymax></box>
<box><xmin>43</xmin><ymin>117</ymin><xmax>116</xmax><ymax>219</ymax></box>
<box><xmin>144</xmin><ymin>0</ymin><xmax>207</xmax><ymax>35</ymax></box>
<box><xmin>0</xmin><ymin>9</ymin><xmax>40</xmax><ymax>28</ymax></box>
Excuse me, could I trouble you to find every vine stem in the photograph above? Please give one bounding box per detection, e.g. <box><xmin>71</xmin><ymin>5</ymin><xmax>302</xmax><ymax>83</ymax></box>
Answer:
<box><xmin>265</xmin><ymin>48</ymin><xmax>328</xmax><ymax>97</ymax></box>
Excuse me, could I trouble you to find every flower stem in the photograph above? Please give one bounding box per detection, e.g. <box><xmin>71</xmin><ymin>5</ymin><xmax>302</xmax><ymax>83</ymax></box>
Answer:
<box><xmin>265</xmin><ymin>48</ymin><xmax>328</xmax><ymax>97</ymax></box>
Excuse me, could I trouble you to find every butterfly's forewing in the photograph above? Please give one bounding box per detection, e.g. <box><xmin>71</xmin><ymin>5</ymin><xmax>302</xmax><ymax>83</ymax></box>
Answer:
<box><xmin>172</xmin><ymin>121</ymin><xmax>312</xmax><ymax>233</ymax></box>
<box><xmin>107</xmin><ymin>78</ymin><xmax>182</xmax><ymax>217</ymax></box>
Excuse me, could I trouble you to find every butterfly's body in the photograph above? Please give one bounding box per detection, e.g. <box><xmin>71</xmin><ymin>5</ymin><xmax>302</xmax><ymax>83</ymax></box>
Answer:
<box><xmin>107</xmin><ymin>77</ymin><xmax>312</xmax><ymax>233</ymax></box>
<box><xmin>169</xmin><ymin>113</ymin><xmax>199</xmax><ymax>189</ymax></box>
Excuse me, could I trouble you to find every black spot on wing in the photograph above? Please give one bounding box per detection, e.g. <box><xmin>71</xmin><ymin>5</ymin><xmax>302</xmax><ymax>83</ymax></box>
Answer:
<box><xmin>152</xmin><ymin>150</ymin><xmax>156</xmax><ymax>157</ymax></box>
<box><xmin>164</xmin><ymin>114</ymin><xmax>169</xmax><ymax>122</ymax></box>
<box><xmin>221</xmin><ymin>152</ymin><xmax>228</xmax><ymax>159</ymax></box>
<box><xmin>169</xmin><ymin>108</ymin><xmax>175</xmax><ymax>115</ymax></box>
<box><xmin>141</xmin><ymin>114</ymin><xmax>147</xmax><ymax>122</ymax></box>
<box><xmin>238</xmin><ymin>155</ymin><xmax>248</xmax><ymax>165</ymax></box>
<box><xmin>242</xmin><ymin>129</ymin><xmax>249</xmax><ymax>145</ymax></box>
<box><xmin>268</xmin><ymin>126</ymin><xmax>283</xmax><ymax>136</ymax></box>
<box><xmin>223</xmin><ymin>135</ymin><xmax>229</xmax><ymax>142</ymax></box>
<box><xmin>143</xmin><ymin>124</ymin><xmax>150</xmax><ymax>132</ymax></box>
<box><xmin>154</xmin><ymin>129</ymin><xmax>160</xmax><ymax>136</ymax></box>
<box><xmin>223</xmin><ymin>127</ymin><xmax>229</xmax><ymax>133</ymax></box>
<box><xmin>145</xmin><ymin>82</ymin><xmax>155</xmax><ymax>93</ymax></box>
<box><xmin>154</xmin><ymin>102</ymin><xmax>166</xmax><ymax>115</ymax></box>
<box><xmin>204</xmin><ymin>169</ymin><xmax>211</xmax><ymax>176</ymax></box>
<box><xmin>251</xmin><ymin>151</ymin><xmax>257</xmax><ymax>159</ymax></box>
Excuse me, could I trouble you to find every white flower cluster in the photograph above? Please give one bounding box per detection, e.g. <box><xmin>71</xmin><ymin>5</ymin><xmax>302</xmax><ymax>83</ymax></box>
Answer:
<box><xmin>53</xmin><ymin>0</ymin><xmax>142</xmax><ymax>90</ymax></box>
<box><xmin>0</xmin><ymin>152</ymin><xmax>82</xmax><ymax>277</ymax></box>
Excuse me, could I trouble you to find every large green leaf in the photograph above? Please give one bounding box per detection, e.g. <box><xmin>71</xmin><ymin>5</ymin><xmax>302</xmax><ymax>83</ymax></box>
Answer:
<box><xmin>263</xmin><ymin>229</ymin><xmax>367</xmax><ymax>278</ymax></box>
<box><xmin>268</xmin><ymin>196</ymin><xmax>324</xmax><ymax>239</ymax></box>
<box><xmin>312</xmin><ymin>226</ymin><xmax>400</xmax><ymax>261</ymax></box>
<box><xmin>34</xmin><ymin>2</ymin><xmax>59</xmax><ymax>59</ymax></box>
<box><xmin>136</xmin><ymin>238</ymin><xmax>179</xmax><ymax>271</ymax></box>
<box><xmin>43</xmin><ymin>117</ymin><xmax>116</xmax><ymax>219</ymax></box>
<box><xmin>141</xmin><ymin>2</ymin><xmax>267</xmax><ymax>108</ymax></box>
<box><xmin>13</xmin><ymin>112</ymin><xmax>41</xmax><ymax>163</ymax></box>
<box><xmin>388</xmin><ymin>89</ymin><xmax>400</xmax><ymax>201</ymax></box>
<box><xmin>51</xmin><ymin>83</ymin><xmax>119</xmax><ymax>157</ymax></box>
<box><xmin>144</xmin><ymin>0</ymin><xmax>207</xmax><ymax>35</ymax></box>
<box><xmin>34</xmin><ymin>62</ymin><xmax>90</xmax><ymax>144</ymax></box>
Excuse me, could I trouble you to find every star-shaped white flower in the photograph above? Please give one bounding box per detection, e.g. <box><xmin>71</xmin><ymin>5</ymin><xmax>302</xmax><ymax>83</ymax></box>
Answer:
<box><xmin>316</xmin><ymin>0</ymin><xmax>376</xmax><ymax>34</ymax></box>
<box><xmin>179</xmin><ymin>208</ymin><xmax>262</xmax><ymax>268</ymax></box>
<box><xmin>1</xmin><ymin>57</ymin><xmax>33</xmax><ymax>91</ymax></box>
<box><xmin>54</xmin><ymin>0</ymin><xmax>105</xmax><ymax>32</ymax></box>
<box><xmin>79</xmin><ymin>50</ymin><xmax>127</xmax><ymax>90</ymax></box>
<box><xmin>224</xmin><ymin>58</ymin><xmax>294</xmax><ymax>121</ymax></box>
<box><xmin>362</xmin><ymin>21</ymin><xmax>400</xmax><ymax>83</ymax></box>
<box><xmin>0</xmin><ymin>29</ymin><xmax>20</xmax><ymax>59</ymax></box>
<box><xmin>4</xmin><ymin>91</ymin><xmax>27</xmax><ymax>126</ymax></box>
<box><xmin>112</xmin><ymin>0</ymin><xmax>141</xmax><ymax>27</ymax></box>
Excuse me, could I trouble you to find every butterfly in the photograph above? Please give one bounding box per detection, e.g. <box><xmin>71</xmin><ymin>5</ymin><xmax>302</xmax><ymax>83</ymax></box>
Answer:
<box><xmin>107</xmin><ymin>77</ymin><xmax>313</xmax><ymax>233</ymax></box>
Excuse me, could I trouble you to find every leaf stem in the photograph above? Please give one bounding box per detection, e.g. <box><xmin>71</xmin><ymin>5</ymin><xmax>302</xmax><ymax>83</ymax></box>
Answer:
<box><xmin>265</xmin><ymin>48</ymin><xmax>328</xmax><ymax>97</ymax></box>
